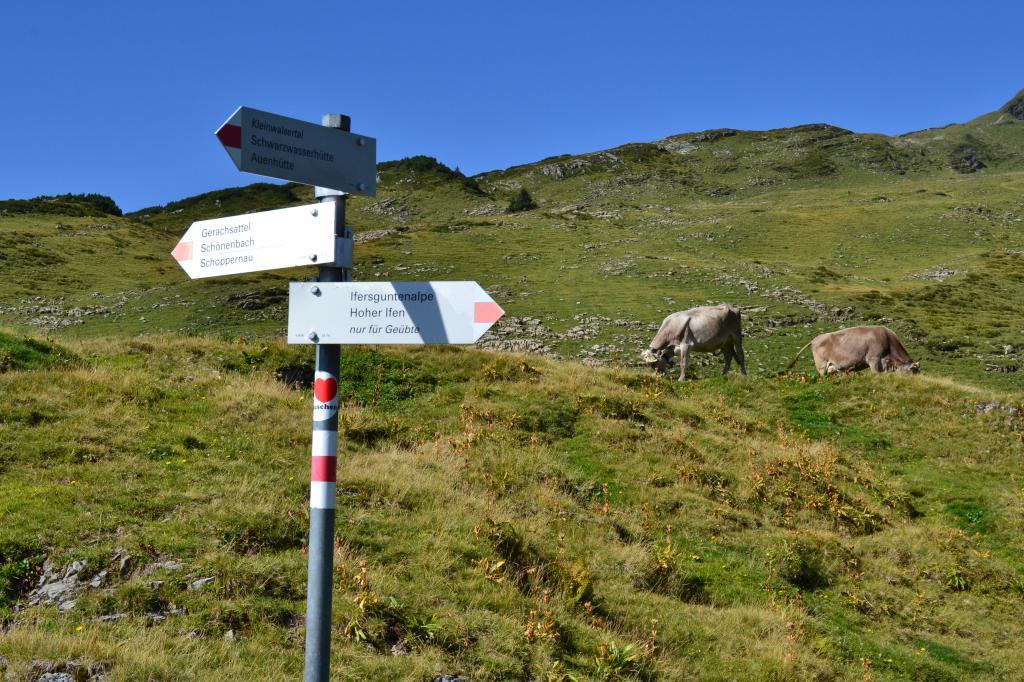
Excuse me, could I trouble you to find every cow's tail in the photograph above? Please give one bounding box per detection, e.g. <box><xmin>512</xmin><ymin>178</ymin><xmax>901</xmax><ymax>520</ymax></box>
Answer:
<box><xmin>784</xmin><ymin>341</ymin><xmax>813</xmax><ymax>371</ymax></box>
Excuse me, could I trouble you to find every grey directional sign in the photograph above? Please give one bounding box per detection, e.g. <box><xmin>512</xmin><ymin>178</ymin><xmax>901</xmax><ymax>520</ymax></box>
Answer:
<box><xmin>216</xmin><ymin>106</ymin><xmax>376</xmax><ymax>196</ymax></box>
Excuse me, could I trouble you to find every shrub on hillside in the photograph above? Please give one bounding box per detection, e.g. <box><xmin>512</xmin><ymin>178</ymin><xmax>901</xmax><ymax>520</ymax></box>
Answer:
<box><xmin>506</xmin><ymin>188</ymin><xmax>537</xmax><ymax>213</ymax></box>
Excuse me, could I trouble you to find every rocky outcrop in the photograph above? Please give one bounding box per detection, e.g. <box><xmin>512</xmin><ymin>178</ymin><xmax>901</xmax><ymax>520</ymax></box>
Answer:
<box><xmin>950</xmin><ymin>145</ymin><xmax>986</xmax><ymax>173</ymax></box>
<box><xmin>23</xmin><ymin>659</ymin><xmax>110</xmax><ymax>682</ymax></box>
<box><xmin>1002</xmin><ymin>91</ymin><xmax>1024</xmax><ymax>120</ymax></box>
<box><xmin>28</xmin><ymin>559</ymin><xmax>97</xmax><ymax>612</ymax></box>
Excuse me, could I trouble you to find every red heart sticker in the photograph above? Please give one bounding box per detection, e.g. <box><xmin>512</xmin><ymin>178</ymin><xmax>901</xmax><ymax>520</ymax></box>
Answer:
<box><xmin>313</xmin><ymin>377</ymin><xmax>338</xmax><ymax>403</ymax></box>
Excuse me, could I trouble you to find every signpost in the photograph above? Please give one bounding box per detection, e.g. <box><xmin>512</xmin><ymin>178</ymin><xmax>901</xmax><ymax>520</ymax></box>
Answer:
<box><xmin>287</xmin><ymin>282</ymin><xmax>504</xmax><ymax>345</ymax></box>
<box><xmin>175</xmin><ymin>107</ymin><xmax>503</xmax><ymax>682</ymax></box>
<box><xmin>216</xmin><ymin>106</ymin><xmax>377</xmax><ymax>196</ymax></box>
<box><xmin>170</xmin><ymin>202</ymin><xmax>348</xmax><ymax>279</ymax></box>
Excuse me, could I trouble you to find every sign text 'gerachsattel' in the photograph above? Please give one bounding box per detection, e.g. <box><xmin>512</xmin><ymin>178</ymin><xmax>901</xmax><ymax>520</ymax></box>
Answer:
<box><xmin>171</xmin><ymin>202</ymin><xmax>341</xmax><ymax>279</ymax></box>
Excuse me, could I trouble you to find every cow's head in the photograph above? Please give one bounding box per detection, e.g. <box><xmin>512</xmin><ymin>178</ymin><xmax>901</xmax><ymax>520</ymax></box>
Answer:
<box><xmin>883</xmin><ymin>358</ymin><xmax>921</xmax><ymax>374</ymax></box>
<box><xmin>641</xmin><ymin>345</ymin><xmax>676</xmax><ymax>375</ymax></box>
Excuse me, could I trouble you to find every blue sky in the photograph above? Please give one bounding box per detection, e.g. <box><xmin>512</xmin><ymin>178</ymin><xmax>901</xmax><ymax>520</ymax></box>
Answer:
<box><xmin>1</xmin><ymin>0</ymin><xmax>1021</xmax><ymax>212</ymax></box>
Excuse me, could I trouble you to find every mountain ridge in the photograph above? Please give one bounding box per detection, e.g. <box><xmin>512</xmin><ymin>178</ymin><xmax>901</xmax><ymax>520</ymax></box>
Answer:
<box><xmin>110</xmin><ymin>87</ymin><xmax>1024</xmax><ymax>219</ymax></box>
<box><xmin>1</xmin><ymin>89</ymin><xmax>1022</xmax><ymax>391</ymax></box>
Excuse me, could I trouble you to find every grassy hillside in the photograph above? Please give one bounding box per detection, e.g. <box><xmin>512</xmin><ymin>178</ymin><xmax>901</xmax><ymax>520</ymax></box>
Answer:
<box><xmin>2</xmin><ymin>133</ymin><xmax>1022</xmax><ymax>389</ymax></box>
<box><xmin>0</xmin><ymin>333</ymin><xmax>1022</xmax><ymax>680</ymax></box>
<box><xmin>2</xmin><ymin>91</ymin><xmax>1024</xmax><ymax>679</ymax></box>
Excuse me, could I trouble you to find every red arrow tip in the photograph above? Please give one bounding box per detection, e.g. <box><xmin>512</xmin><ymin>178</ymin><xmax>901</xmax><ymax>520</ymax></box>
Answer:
<box><xmin>172</xmin><ymin>241</ymin><xmax>193</xmax><ymax>262</ymax></box>
<box><xmin>216</xmin><ymin>124</ymin><xmax>242</xmax><ymax>149</ymax></box>
<box><xmin>474</xmin><ymin>302</ymin><xmax>504</xmax><ymax>324</ymax></box>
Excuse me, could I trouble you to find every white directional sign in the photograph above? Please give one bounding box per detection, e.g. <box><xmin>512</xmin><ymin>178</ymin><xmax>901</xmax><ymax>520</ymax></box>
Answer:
<box><xmin>287</xmin><ymin>282</ymin><xmax>505</xmax><ymax>345</ymax></box>
<box><xmin>171</xmin><ymin>202</ymin><xmax>345</xmax><ymax>279</ymax></box>
<box><xmin>216</xmin><ymin>106</ymin><xmax>377</xmax><ymax>196</ymax></box>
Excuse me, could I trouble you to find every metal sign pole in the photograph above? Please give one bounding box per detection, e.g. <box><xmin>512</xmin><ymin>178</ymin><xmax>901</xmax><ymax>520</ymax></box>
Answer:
<box><xmin>187</xmin><ymin>103</ymin><xmax>500</xmax><ymax>678</ymax></box>
<box><xmin>304</xmin><ymin>113</ymin><xmax>352</xmax><ymax>682</ymax></box>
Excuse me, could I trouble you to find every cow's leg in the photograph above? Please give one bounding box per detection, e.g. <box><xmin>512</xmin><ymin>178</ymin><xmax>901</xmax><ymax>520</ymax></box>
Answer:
<box><xmin>722</xmin><ymin>345</ymin><xmax>733</xmax><ymax>376</ymax></box>
<box><xmin>678</xmin><ymin>345</ymin><xmax>690</xmax><ymax>381</ymax></box>
<box><xmin>734</xmin><ymin>337</ymin><xmax>747</xmax><ymax>376</ymax></box>
<box><xmin>867</xmin><ymin>354</ymin><xmax>885</xmax><ymax>373</ymax></box>
<box><xmin>815</xmin><ymin>358</ymin><xmax>831</xmax><ymax>376</ymax></box>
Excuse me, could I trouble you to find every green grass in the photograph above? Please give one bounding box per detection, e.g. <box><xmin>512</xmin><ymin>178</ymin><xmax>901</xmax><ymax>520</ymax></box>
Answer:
<box><xmin>2</xmin><ymin>91</ymin><xmax>1024</xmax><ymax>679</ymax></box>
<box><xmin>0</xmin><ymin>332</ymin><xmax>1021</xmax><ymax>680</ymax></box>
<box><xmin>0</xmin><ymin>332</ymin><xmax>77</xmax><ymax>372</ymax></box>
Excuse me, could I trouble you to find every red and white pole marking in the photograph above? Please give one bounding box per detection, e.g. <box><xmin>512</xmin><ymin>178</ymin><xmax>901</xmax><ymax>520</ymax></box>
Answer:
<box><xmin>310</xmin><ymin>370</ymin><xmax>339</xmax><ymax>509</ymax></box>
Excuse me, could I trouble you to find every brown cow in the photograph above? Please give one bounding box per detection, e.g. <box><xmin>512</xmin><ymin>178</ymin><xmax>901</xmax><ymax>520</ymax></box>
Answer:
<box><xmin>786</xmin><ymin>326</ymin><xmax>920</xmax><ymax>376</ymax></box>
<box><xmin>641</xmin><ymin>304</ymin><xmax>747</xmax><ymax>380</ymax></box>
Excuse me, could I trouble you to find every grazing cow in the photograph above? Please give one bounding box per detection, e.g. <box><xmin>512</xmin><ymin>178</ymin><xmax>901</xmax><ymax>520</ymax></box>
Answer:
<box><xmin>786</xmin><ymin>325</ymin><xmax>920</xmax><ymax>376</ymax></box>
<box><xmin>641</xmin><ymin>304</ymin><xmax>747</xmax><ymax>381</ymax></box>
